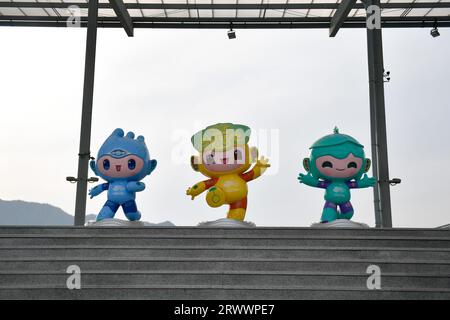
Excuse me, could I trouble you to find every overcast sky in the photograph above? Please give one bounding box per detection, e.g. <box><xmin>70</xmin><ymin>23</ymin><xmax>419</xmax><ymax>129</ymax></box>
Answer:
<box><xmin>0</xmin><ymin>25</ymin><xmax>449</xmax><ymax>228</ymax></box>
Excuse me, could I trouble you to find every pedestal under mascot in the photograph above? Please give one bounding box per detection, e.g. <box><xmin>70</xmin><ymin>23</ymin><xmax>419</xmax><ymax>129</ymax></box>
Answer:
<box><xmin>186</xmin><ymin>123</ymin><xmax>270</xmax><ymax>221</ymax></box>
<box><xmin>298</xmin><ymin>127</ymin><xmax>376</xmax><ymax>223</ymax></box>
<box><xmin>89</xmin><ymin>128</ymin><xmax>157</xmax><ymax>221</ymax></box>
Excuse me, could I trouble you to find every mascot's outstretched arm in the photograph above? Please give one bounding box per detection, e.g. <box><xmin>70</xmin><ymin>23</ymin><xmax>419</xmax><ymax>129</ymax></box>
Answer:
<box><xmin>241</xmin><ymin>156</ymin><xmax>270</xmax><ymax>182</ymax></box>
<box><xmin>297</xmin><ymin>173</ymin><xmax>320</xmax><ymax>187</ymax></box>
<box><xmin>126</xmin><ymin>181</ymin><xmax>146</xmax><ymax>192</ymax></box>
<box><xmin>88</xmin><ymin>183</ymin><xmax>109</xmax><ymax>199</ymax></box>
<box><xmin>356</xmin><ymin>174</ymin><xmax>377</xmax><ymax>188</ymax></box>
<box><xmin>186</xmin><ymin>178</ymin><xmax>218</xmax><ymax>200</ymax></box>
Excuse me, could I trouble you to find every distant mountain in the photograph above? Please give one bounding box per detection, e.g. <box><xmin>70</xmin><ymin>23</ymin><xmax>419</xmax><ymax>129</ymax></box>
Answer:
<box><xmin>0</xmin><ymin>199</ymin><xmax>174</xmax><ymax>226</ymax></box>
<box><xmin>0</xmin><ymin>199</ymin><xmax>96</xmax><ymax>226</ymax></box>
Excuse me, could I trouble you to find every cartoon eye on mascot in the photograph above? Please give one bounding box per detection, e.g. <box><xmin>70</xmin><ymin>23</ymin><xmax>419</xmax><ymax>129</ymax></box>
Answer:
<box><xmin>89</xmin><ymin>128</ymin><xmax>157</xmax><ymax>222</ymax></box>
<box><xmin>186</xmin><ymin>123</ymin><xmax>270</xmax><ymax>222</ymax></box>
<box><xmin>298</xmin><ymin>127</ymin><xmax>376</xmax><ymax>223</ymax></box>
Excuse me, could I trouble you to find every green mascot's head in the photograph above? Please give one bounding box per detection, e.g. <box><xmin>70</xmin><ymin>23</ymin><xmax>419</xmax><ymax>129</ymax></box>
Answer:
<box><xmin>303</xmin><ymin>127</ymin><xmax>371</xmax><ymax>181</ymax></box>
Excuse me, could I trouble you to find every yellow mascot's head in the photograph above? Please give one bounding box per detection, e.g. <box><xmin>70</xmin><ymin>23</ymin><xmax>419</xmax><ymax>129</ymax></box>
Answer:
<box><xmin>190</xmin><ymin>123</ymin><xmax>258</xmax><ymax>178</ymax></box>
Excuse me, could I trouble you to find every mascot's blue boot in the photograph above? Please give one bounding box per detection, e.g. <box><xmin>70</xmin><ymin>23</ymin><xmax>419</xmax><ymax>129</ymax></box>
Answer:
<box><xmin>96</xmin><ymin>205</ymin><xmax>116</xmax><ymax>221</ymax></box>
<box><xmin>125</xmin><ymin>211</ymin><xmax>141</xmax><ymax>221</ymax></box>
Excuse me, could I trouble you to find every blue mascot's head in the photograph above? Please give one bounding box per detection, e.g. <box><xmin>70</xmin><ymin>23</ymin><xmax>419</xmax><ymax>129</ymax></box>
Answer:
<box><xmin>90</xmin><ymin>128</ymin><xmax>157</xmax><ymax>182</ymax></box>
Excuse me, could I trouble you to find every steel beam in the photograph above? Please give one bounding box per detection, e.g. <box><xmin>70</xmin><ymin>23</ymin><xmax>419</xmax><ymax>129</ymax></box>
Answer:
<box><xmin>108</xmin><ymin>0</ymin><xmax>133</xmax><ymax>36</ymax></box>
<box><xmin>1</xmin><ymin>20</ymin><xmax>450</xmax><ymax>29</ymax></box>
<box><xmin>74</xmin><ymin>0</ymin><xmax>99</xmax><ymax>226</ymax></box>
<box><xmin>329</xmin><ymin>0</ymin><xmax>356</xmax><ymax>37</ymax></box>
<box><xmin>365</xmin><ymin>0</ymin><xmax>393</xmax><ymax>228</ymax></box>
<box><xmin>2</xmin><ymin>15</ymin><xmax>450</xmax><ymax>23</ymax></box>
<box><xmin>1</xmin><ymin>2</ymin><xmax>450</xmax><ymax>10</ymax></box>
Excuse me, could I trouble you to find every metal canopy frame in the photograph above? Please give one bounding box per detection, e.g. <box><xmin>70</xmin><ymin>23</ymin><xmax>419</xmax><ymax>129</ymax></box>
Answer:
<box><xmin>108</xmin><ymin>0</ymin><xmax>133</xmax><ymax>36</ymax></box>
<box><xmin>330</xmin><ymin>0</ymin><xmax>358</xmax><ymax>37</ymax></box>
<box><xmin>1</xmin><ymin>2</ymin><xmax>450</xmax><ymax>28</ymax></box>
<box><xmin>1</xmin><ymin>1</ymin><xmax>447</xmax><ymax>227</ymax></box>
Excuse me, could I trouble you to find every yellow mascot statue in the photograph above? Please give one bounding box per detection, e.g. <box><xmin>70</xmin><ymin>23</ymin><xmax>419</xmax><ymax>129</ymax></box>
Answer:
<box><xmin>186</xmin><ymin>123</ymin><xmax>270</xmax><ymax>223</ymax></box>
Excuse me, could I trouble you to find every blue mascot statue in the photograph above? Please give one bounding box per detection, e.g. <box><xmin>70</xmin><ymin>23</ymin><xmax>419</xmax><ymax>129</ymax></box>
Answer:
<box><xmin>298</xmin><ymin>127</ymin><xmax>376</xmax><ymax>223</ymax></box>
<box><xmin>89</xmin><ymin>128</ymin><xmax>157</xmax><ymax>221</ymax></box>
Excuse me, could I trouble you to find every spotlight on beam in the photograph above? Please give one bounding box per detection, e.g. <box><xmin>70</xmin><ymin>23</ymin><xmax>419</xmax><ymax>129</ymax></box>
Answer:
<box><xmin>431</xmin><ymin>27</ymin><xmax>440</xmax><ymax>38</ymax></box>
<box><xmin>431</xmin><ymin>20</ymin><xmax>440</xmax><ymax>38</ymax></box>
<box><xmin>227</xmin><ymin>23</ymin><xmax>236</xmax><ymax>39</ymax></box>
<box><xmin>228</xmin><ymin>29</ymin><xmax>236</xmax><ymax>39</ymax></box>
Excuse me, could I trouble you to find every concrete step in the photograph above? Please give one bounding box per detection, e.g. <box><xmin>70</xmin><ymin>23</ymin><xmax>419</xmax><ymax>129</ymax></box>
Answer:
<box><xmin>1</xmin><ymin>258</ymin><xmax>449</xmax><ymax>273</ymax></box>
<box><xmin>1</xmin><ymin>235</ymin><xmax>449</xmax><ymax>248</ymax></box>
<box><xmin>1</xmin><ymin>246</ymin><xmax>449</xmax><ymax>260</ymax></box>
<box><xmin>1</xmin><ymin>286</ymin><xmax>449</xmax><ymax>300</ymax></box>
<box><xmin>0</xmin><ymin>226</ymin><xmax>449</xmax><ymax>238</ymax></box>
<box><xmin>0</xmin><ymin>271</ymin><xmax>448</xmax><ymax>289</ymax></box>
<box><xmin>0</xmin><ymin>227</ymin><xmax>448</xmax><ymax>299</ymax></box>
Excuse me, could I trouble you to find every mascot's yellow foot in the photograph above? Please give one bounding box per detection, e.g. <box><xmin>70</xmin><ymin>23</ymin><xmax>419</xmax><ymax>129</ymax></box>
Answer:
<box><xmin>206</xmin><ymin>187</ymin><xmax>226</xmax><ymax>208</ymax></box>
<box><xmin>227</xmin><ymin>208</ymin><xmax>246</xmax><ymax>221</ymax></box>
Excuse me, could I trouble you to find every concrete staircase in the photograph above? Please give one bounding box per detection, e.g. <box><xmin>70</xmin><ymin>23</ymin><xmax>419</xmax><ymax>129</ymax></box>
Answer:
<box><xmin>0</xmin><ymin>226</ymin><xmax>449</xmax><ymax>299</ymax></box>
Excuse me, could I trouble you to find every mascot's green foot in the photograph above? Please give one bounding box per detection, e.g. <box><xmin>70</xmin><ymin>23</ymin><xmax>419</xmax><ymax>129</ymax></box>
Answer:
<box><xmin>338</xmin><ymin>211</ymin><xmax>354</xmax><ymax>220</ymax></box>
<box><xmin>321</xmin><ymin>207</ymin><xmax>338</xmax><ymax>223</ymax></box>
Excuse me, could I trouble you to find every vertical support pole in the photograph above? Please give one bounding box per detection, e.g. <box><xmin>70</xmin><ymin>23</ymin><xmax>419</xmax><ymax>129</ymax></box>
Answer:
<box><xmin>365</xmin><ymin>0</ymin><xmax>393</xmax><ymax>228</ymax></box>
<box><xmin>74</xmin><ymin>0</ymin><xmax>99</xmax><ymax>226</ymax></box>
